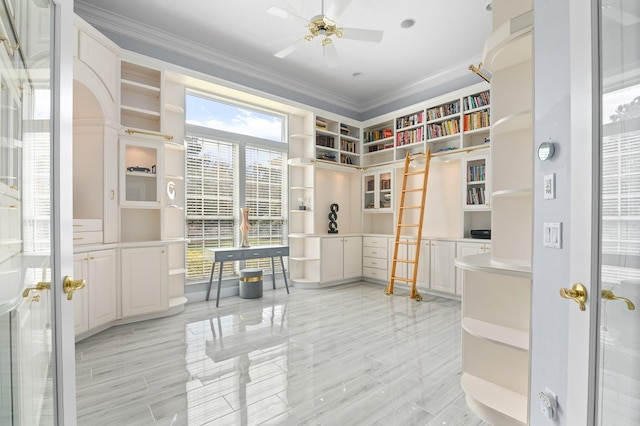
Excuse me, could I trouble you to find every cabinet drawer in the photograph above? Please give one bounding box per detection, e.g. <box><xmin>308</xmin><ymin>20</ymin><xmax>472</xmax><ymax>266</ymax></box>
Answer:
<box><xmin>268</xmin><ymin>246</ymin><xmax>289</xmax><ymax>257</ymax></box>
<box><xmin>243</xmin><ymin>248</ymin><xmax>269</xmax><ymax>259</ymax></box>
<box><xmin>363</xmin><ymin>246</ymin><xmax>387</xmax><ymax>259</ymax></box>
<box><xmin>363</xmin><ymin>267</ymin><xmax>388</xmax><ymax>280</ymax></box>
<box><xmin>363</xmin><ymin>257</ymin><xmax>387</xmax><ymax>269</ymax></box>
<box><xmin>73</xmin><ymin>219</ymin><xmax>102</xmax><ymax>232</ymax></box>
<box><xmin>73</xmin><ymin>231</ymin><xmax>103</xmax><ymax>245</ymax></box>
<box><xmin>214</xmin><ymin>251</ymin><xmax>243</xmax><ymax>261</ymax></box>
<box><xmin>363</xmin><ymin>236</ymin><xmax>387</xmax><ymax>247</ymax></box>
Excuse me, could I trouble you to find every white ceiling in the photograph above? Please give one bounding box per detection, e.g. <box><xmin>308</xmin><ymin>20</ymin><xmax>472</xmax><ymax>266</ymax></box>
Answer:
<box><xmin>75</xmin><ymin>0</ymin><xmax>493</xmax><ymax>118</ymax></box>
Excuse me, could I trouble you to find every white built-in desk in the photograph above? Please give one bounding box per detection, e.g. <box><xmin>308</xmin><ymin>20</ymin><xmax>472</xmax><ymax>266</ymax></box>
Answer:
<box><xmin>206</xmin><ymin>245</ymin><xmax>289</xmax><ymax>307</ymax></box>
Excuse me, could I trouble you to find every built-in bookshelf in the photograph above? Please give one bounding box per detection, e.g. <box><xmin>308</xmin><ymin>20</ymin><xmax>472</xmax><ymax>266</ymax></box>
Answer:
<box><xmin>315</xmin><ymin>115</ymin><xmax>361</xmax><ymax>166</ymax></box>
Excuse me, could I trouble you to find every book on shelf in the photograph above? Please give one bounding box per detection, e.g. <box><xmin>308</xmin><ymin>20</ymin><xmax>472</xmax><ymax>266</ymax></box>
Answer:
<box><xmin>463</xmin><ymin>91</ymin><xmax>490</xmax><ymax>111</ymax></box>
<box><xmin>316</xmin><ymin>118</ymin><xmax>327</xmax><ymax>130</ymax></box>
<box><xmin>317</xmin><ymin>153</ymin><xmax>336</xmax><ymax>162</ymax></box>
<box><xmin>467</xmin><ymin>187</ymin><xmax>486</xmax><ymax>205</ymax></box>
<box><xmin>340</xmin><ymin>123</ymin><xmax>350</xmax><ymax>136</ymax></box>
<box><xmin>316</xmin><ymin>135</ymin><xmax>335</xmax><ymax>148</ymax></box>
<box><xmin>426</xmin><ymin>101</ymin><xmax>460</xmax><ymax>121</ymax></box>
<box><xmin>364</xmin><ymin>128</ymin><xmax>393</xmax><ymax>143</ymax></box>
<box><xmin>463</xmin><ymin>110</ymin><xmax>490</xmax><ymax>131</ymax></box>
<box><xmin>427</xmin><ymin>119</ymin><xmax>459</xmax><ymax>139</ymax></box>
<box><xmin>467</xmin><ymin>164</ymin><xmax>486</xmax><ymax>182</ymax></box>
<box><xmin>396</xmin><ymin>111</ymin><xmax>424</xmax><ymax>129</ymax></box>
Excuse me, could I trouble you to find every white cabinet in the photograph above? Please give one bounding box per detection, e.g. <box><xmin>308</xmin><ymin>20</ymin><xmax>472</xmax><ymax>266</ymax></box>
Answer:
<box><xmin>343</xmin><ymin>236</ymin><xmax>363</xmax><ymax>280</ymax></box>
<box><xmin>321</xmin><ymin>236</ymin><xmax>362</xmax><ymax>283</ymax></box>
<box><xmin>73</xmin><ymin>249</ymin><xmax>117</xmax><ymax>335</ymax></box>
<box><xmin>362</xmin><ymin>236</ymin><xmax>388</xmax><ymax>281</ymax></box>
<box><xmin>121</xmin><ymin>246</ymin><xmax>168</xmax><ymax>317</ymax></box>
<box><xmin>315</xmin><ymin>116</ymin><xmax>360</xmax><ymax>166</ymax></box>
<box><xmin>455</xmin><ymin>241</ymin><xmax>491</xmax><ymax>295</ymax></box>
<box><xmin>363</xmin><ymin>169</ymin><xmax>393</xmax><ymax>213</ymax></box>
<box><xmin>427</xmin><ymin>240</ymin><xmax>457</xmax><ymax>294</ymax></box>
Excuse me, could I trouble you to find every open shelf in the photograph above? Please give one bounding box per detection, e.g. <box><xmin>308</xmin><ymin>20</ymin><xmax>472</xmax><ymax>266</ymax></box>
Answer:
<box><xmin>462</xmin><ymin>318</ymin><xmax>529</xmax><ymax>350</ymax></box>
<box><xmin>461</xmin><ymin>373</ymin><xmax>528</xmax><ymax>425</ymax></box>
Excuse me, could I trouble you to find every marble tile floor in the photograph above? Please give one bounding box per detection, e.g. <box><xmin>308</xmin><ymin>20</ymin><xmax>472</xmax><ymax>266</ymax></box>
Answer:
<box><xmin>75</xmin><ymin>282</ymin><xmax>489</xmax><ymax>426</ymax></box>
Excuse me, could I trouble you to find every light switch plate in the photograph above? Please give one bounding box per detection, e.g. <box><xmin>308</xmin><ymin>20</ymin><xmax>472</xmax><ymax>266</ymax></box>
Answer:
<box><xmin>543</xmin><ymin>222</ymin><xmax>562</xmax><ymax>248</ymax></box>
<box><xmin>544</xmin><ymin>173</ymin><xmax>555</xmax><ymax>199</ymax></box>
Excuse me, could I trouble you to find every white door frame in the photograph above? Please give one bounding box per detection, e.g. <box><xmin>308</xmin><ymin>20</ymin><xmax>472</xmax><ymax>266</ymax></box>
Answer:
<box><xmin>566</xmin><ymin>0</ymin><xmax>600</xmax><ymax>424</ymax></box>
<box><xmin>531</xmin><ymin>0</ymin><xmax>600</xmax><ymax>424</ymax></box>
<box><xmin>51</xmin><ymin>0</ymin><xmax>77</xmax><ymax>423</ymax></box>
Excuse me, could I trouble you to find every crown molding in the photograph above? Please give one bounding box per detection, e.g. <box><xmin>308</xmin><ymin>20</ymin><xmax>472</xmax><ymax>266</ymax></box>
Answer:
<box><xmin>75</xmin><ymin>2</ymin><xmax>485</xmax><ymax>117</ymax></box>
<box><xmin>74</xmin><ymin>2</ymin><xmax>363</xmax><ymax>113</ymax></box>
<box><xmin>359</xmin><ymin>55</ymin><xmax>484</xmax><ymax>112</ymax></box>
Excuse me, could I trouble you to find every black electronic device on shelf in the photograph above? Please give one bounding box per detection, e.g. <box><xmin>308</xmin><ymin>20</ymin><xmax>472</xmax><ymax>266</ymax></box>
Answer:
<box><xmin>470</xmin><ymin>229</ymin><xmax>491</xmax><ymax>239</ymax></box>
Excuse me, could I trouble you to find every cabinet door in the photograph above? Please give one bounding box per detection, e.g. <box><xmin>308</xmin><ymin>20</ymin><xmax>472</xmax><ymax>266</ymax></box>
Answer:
<box><xmin>343</xmin><ymin>236</ymin><xmax>362</xmax><ymax>279</ymax></box>
<box><xmin>73</xmin><ymin>253</ymin><xmax>89</xmax><ymax>335</ymax></box>
<box><xmin>429</xmin><ymin>240</ymin><xmax>457</xmax><ymax>294</ymax></box>
<box><xmin>121</xmin><ymin>246</ymin><xmax>168</xmax><ymax>317</ymax></box>
<box><xmin>455</xmin><ymin>242</ymin><xmax>485</xmax><ymax>295</ymax></box>
<box><xmin>88</xmin><ymin>249</ymin><xmax>117</xmax><ymax>328</ymax></box>
<box><xmin>321</xmin><ymin>238</ymin><xmax>344</xmax><ymax>282</ymax></box>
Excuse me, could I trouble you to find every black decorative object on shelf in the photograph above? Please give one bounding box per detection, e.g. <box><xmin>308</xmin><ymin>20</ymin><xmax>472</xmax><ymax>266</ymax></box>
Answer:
<box><xmin>328</xmin><ymin>203</ymin><xmax>339</xmax><ymax>234</ymax></box>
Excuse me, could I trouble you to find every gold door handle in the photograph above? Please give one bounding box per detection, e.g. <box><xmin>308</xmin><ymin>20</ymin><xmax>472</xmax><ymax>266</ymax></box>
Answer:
<box><xmin>63</xmin><ymin>276</ymin><xmax>86</xmax><ymax>300</ymax></box>
<box><xmin>560</xmin><ymin>283</ymin><xmax>587</xmax><ymax>311</ymax></box>
<box><xmin>601</xmin><ymin>289</ymin><xmax>635</xmax><ymax>310</ymax></box>
<box><xmin>22</xmin><ymin>281</ymin><xmax>51</xmax><ymax>297</ymax></box>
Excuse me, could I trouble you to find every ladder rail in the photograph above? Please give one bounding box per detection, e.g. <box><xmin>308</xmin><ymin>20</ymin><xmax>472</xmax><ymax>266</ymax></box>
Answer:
<box><xmin>387</xmin><ymin>153</ymin><xmax>411</xmax><ymax>295</ymax></box>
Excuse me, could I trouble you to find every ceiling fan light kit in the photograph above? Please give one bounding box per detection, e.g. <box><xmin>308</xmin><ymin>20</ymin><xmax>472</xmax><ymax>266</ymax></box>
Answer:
<box><xmin>268</xmin><ymin>0</ymin><xmax>383</xmax><ymax>67</ymax></box>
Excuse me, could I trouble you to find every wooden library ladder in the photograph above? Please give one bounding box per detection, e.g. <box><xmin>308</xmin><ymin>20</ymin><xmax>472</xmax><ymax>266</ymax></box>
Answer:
<box><xmin>385</xmin><ymin>149</ymin><xmax>432</xmax><ymax>301</ymax></box>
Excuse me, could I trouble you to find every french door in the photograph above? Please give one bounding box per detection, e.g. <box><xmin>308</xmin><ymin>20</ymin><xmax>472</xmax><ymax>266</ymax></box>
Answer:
<box><xmin>0</xmin><ymin>0</ymin><xmax>76</xmax><ymax>424</ymax></box>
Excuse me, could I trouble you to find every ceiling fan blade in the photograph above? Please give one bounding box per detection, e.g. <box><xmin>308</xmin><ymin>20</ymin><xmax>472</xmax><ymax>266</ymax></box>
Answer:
<box><xmin>323</xmin><ymin>39</ymin><xmax>339</xmax><ymax>68</ymax></box>
<box><xmin>326</xmin><ymin>0</ymin><xmax>355</xmax><ymax>21</ymax></box>
<box><xmin>266</xmin><ymin>6</ymin><xmax>310</xmax><ymax>26</ymax></box>
<box><xmin>274</xmin><ymin>37</ymin><xmax>309</xmax><ymax>59</ymax></box>
<box><xmin>338</xmin><ymin>27</ymin><xmax>384</xmax><ymax>43</ymax></box>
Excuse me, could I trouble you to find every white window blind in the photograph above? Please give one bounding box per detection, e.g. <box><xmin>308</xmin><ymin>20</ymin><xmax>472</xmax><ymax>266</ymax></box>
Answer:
<box><xmin>244</xmin><ymin>146</ymin><xmax>288</xmax><ymax>270</ymax></box>
<box><xmin>601</xmin><ymin>127</ymin><xmax>640</xmax><ymax>284</ymax></box>
<box><xmin>186</xmin><ymin>136</ymin><xmax>238</xmax><ymax>280</ymax></box>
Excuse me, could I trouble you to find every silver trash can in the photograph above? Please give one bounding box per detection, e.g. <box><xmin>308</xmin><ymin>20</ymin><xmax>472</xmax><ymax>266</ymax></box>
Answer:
<box><xmin>239</xmin><ymin>268</ymin><xmax>263</xmax><ymax>299</ymax></box>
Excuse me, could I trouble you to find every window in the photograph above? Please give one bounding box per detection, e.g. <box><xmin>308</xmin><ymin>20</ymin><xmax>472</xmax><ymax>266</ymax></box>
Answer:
<box><xmin>185</xmin><ymin>94</ymin><xmax>288</xmax><ymax>282</ymax></box>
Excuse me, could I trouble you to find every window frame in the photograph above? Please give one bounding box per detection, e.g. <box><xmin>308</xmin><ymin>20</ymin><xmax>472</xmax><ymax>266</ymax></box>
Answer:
<box><xmin>184</xmin><ymin>97</ymin><xmax>289</xmax><ymax>284</ymax></box>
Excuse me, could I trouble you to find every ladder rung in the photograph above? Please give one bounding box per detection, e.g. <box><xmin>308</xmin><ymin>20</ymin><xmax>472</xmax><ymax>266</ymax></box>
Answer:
<box><xmin>390</xmin><ymin>276</ymin><xmax>412</xmax><ymax>283</ymax></box>
<box><xmin>394</xmin><ymin>259</ymin><xmax>416</xmax><ymax>264</ymax></box>
<box><xmin>396</xmin><ymin>241</ymin><xmax>417</xmax><ymax>245</ymax></box>
<box><xmin>403</xmin><ymin>188</ymin><xmax>423</xmax><ymax>193</ymax></box>
<box><xmin>400</xmin><ymin>206</ymin><xmax>421</xmax><ymax>209</ymax></box>
<box><xmin>397</xmin><ymin>224</ymin><xmax>419</xmax><ymax>227</ymax></box>
<box><xmin>405</xmin><ymin>171</ymin><xmax>425</xmax><ymax>176</ymax></box>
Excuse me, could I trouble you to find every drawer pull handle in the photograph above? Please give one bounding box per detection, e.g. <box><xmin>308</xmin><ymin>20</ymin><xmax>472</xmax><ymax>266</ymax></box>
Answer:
<box><xmin>226</xmin><ymin>254</ymin><xmax>234</xmax><ymax>258</ymax></box>
<box><xmin>73</xmin><ymin>237</ymin><xmax>84</xmax><ymax>241</ymax></box>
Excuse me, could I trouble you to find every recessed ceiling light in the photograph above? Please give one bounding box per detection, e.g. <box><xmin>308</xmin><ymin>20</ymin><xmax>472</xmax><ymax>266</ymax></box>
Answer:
<box><xmin>400</xmin><ymin>19</ymin><xmax>415</xmax><ymax>29</ymax></box>
<box><xmin>485</xmin><ymin>3</ymin><xmax>492</xmax><ymax>11</ymax></box>
<box><xmin>352</xmin><ymin>72</ymin><xmax>364</xmax><ymax>78</ymax></box>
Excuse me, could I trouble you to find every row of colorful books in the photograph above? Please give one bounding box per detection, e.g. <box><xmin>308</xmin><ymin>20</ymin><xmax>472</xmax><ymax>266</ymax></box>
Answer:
<box><xmin>463</xmin><ymin>91</ymin><xmax>490</xmax><ymax>111</ymax></box>
<box><xmin>396</xmin><ymin>128</ymin><xmax>424</xmax><ymax>145</ymax></box>
<box><xmin>396</xmin><ymin>111</ymin><xmax>424</xmax><ymax>129</ymax></box>
<box><xmin>363</xmin><ymin>128</ymin><xmax>393</xmax><ymax>143</ymax></box>
<box><xmin>467</xmin><ymin>164</ymin><xmax>486</xmax><ymax>182</ymax></box>
<box><xmin>427</xmin><ymin>119</ymin><xmax>459</xmax><ymax>139</ymax></box>
<box><xmin>467</xmin><ymin>187</ymin><xmax>486</xmax><ymax>205</ymax></box>
<box><xmin>463</xmin><ymin>111</ymin><xmax>490</xmax><ymax>131</ymax></box>
<box><xmin>426</xmin><ymin>101</ymin><xmax>460</xmax><ymax>121</ymax></box>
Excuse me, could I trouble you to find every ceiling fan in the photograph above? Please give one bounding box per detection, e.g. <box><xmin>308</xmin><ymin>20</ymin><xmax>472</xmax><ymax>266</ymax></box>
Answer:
<box><xmin>267</xmin><ymin>0</ymin><xmax>384</xmax><ymax>68</ymax></box>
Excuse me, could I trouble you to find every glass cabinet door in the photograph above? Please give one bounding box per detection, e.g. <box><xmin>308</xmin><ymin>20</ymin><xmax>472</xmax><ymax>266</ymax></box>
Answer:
<box><xmin>120</xmin><ymin>138</ymin><xmax>162</xmax><ymax>207</ymax></box>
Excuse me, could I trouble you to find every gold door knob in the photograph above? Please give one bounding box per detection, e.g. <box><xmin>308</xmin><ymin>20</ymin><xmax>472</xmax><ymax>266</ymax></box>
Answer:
<box><xmin>560</xmin><ymin>283</ymin><xmax>587</xmax><ymax>311</ymax></box>
<box><xmin>63</xmin><ymin>276</ymin><xmax>86</xmax><ymax>300</ymax></box>
<box><xmin>601</xmin><ymin>289</ymin><xmax>635</xmax><ymax>310</ymax></box>
<box><xmin>22</xmin><ymin>281</ymin><xmax>51</xmax><ymax>297</ymax></box>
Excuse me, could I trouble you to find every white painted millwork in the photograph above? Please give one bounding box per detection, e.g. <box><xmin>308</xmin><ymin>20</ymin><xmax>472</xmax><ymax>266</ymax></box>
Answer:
<box><xmin>456</xmin><ymin>242</ymin><xmax>491</xmax><ymax>295</ymax></box>
<box><xmin>121</xmin><ymin>246</ymin><xmax>168</xmax><ymax>317</ymax></box>
<box><xmin>321</xmin><ymin>236</ymin><xmax>362</xmax><ymax>283</ymax></box>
